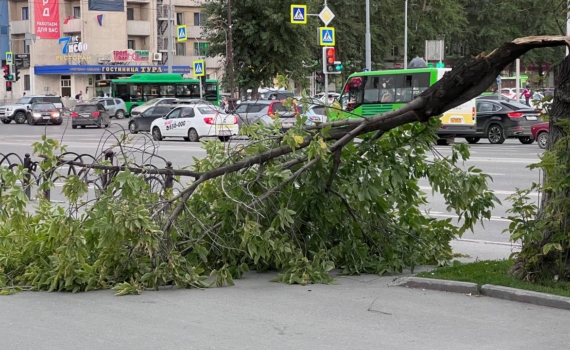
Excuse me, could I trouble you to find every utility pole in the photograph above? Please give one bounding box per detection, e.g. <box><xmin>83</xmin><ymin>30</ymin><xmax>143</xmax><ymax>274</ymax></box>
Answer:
<box><xmin>365</xmin><ymin>0</ymin><xmax>371</xmax><ymax>70</ymax></box>
<box><xmin>404</xmin><ymin>0</ymin><xmax>408</xmax><ymax>69</ymax></box>
<box><xmin>167</xmin><ymin>0</ymin><xmax>173</xmax><ymax>73</ymax></box>
<box><xmin>227</xmin><ymin>0</ymin><xmax>235</xmax><ymax>99</ymax></box>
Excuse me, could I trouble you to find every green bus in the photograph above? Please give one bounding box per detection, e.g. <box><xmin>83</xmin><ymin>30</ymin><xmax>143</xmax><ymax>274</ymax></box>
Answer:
<box><xmin>96</xmin><ymin>74</ymin><xmax>221</xmax><ymax>114</ymax></box>
<box><xmin>333</xmin><ymin>67</ymin><xmax>476</xmax><ymax>142</ymax></box>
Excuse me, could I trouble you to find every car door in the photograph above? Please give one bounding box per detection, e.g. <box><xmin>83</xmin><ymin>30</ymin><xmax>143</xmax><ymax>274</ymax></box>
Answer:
<box><xmin>161</xmin><ymin>107</ymin><xmax>182</xmax><ymax>137</ymax></box>
<box><xmin>176</xmin><ymin>106</ymin><xmax>195</xmax><ymax>137</ymax></box>
<box><xmin>475</xmin><ymin>102</ymin><xmax>495</xmax><ymax>134</ymax></box>
<box><xmin>138</xmin><ymin>106</ymin><xmax>156</xmax><ymax>131</ymax></box>
<box><xmin>105</xmin><ymin>99</ymin><xmax>117</xmax><ymax>115</ymax></box>
<box><xmin>234</xmin><ymin>103</ymin><xmax>248</xmax><ymax>126</ymax></box>
<box><xmin>97</xmin><ymin>103</ymin><xmax>109</xmax><ymax>125</ymax></box>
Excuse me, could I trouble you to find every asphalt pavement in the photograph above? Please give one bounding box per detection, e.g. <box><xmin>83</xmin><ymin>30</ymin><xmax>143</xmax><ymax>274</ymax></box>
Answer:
<box><xmin>1</xmin><ymin>119</ymin><xmax>563</xmax><ymax>349</ymax></box>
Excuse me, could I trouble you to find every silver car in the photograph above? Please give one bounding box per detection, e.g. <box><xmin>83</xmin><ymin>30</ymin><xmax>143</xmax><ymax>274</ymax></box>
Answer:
<box><xmin>91</xmin><ymin>97</ymin><xmax>128</xmax><ymax>119</ymax></box>
<box><xmin>130</xmin><ymin>98</ymin><xmax>177</xmax><ymax>117</ymax></box>
<box><xmin>234</xmin><ymin>100</ymin><xmax>298</xmax><ymax>127</ymax></box>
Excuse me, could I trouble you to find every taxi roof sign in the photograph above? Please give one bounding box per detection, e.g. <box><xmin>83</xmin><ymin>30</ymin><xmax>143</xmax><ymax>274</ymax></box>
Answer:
<box><xmin>290</xmin><ymin>4</ymin><xmax>307</xmax><ymax>24</ymax></box>
<box><xmin>319</xmin><ymin>27</ymin><xmax>335</xmax><ymax>46</ymax></box>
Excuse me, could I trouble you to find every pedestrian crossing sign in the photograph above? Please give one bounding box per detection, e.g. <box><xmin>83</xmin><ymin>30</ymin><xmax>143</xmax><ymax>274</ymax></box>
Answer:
<box><xmin>193</xmin><ymin>60</ymin><xmax>205</xmax><ymax>77</ymax></box>
<box><xmin>290</xmin><ymin>4</ymin><xmax>307</xmax><ymax>24</ymax></box>
<box><xmin>5</xmin><ymin>52</ymin><xmax>12</xmax><ymax>65</ymax></box>
<box><xmin>319</xmin><ymin>27</ymin><xmax>335</xmax><ymax>46</ymax></box>
<box><xmin>177</xmin><ymin>25</ymin><xmax>187</xmax><ymax>42</ymax></box>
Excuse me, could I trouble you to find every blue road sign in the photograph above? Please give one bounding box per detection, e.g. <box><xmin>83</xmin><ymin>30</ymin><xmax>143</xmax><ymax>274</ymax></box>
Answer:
<box><xmin>291</xmin><ymin>5</ymin><xmax>307</xmax><ymax>24</ymax></box>
<box><xmin>6</xmin><ymin>52</ymin><xmax>13</xmax><ymax>65</ymax></box>
<box><xmin>496</xmin><ymin>75</ymin><xmax>501</xmax><ymax>85</ymax></box>
<box><xmin>177</xmin><ymin>25</ymin><xmax>187</xmax><ymax>42</ymax></box>
<box><xmin>193</xmin><ymin>60</ymin><xmax>205</xmax><ymax>77</ymax></box>
<box><xmin>319</xmin><ymin>27</ymin><xmax>335</xmax><ymax>46</ymax></box>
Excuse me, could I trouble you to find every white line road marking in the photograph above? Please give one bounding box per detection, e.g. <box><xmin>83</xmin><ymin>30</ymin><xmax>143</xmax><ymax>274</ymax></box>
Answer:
<box><xmin>454</xmin><ymin>238</ymin><xmax>521</xmax><ymax>248</ymax></box>
<box><xmin>419</xmin><ymin>185</ymin><xmax>540</xmax><ymax>197</ymax></box>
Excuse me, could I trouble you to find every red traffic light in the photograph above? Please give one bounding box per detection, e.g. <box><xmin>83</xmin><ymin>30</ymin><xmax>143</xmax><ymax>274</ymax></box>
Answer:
<box><xmin>2</xmin><ymin>65</ymin><xmax>8</xmax><ymax>75</ymax></box>
<box><xmin>326</xmin><ymin>48</ymin><xmax>335</xmax><ymax>64</ymax></box>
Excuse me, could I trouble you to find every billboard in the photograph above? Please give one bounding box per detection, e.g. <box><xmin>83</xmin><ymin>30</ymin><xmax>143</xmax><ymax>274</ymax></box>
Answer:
<box><xmin>34</xmin><ymin>0</ymin><xmax>60</xmax><ymax>39</ymax></box>
<box><xmin>112</xmin><ymin>50</ymin><xmax>150</xmax><ymax>63</ymax></box>
<box><xmin>88</xmin><ymin>0</ymin><xmax>124</xmax><ymax>12</ymax></box>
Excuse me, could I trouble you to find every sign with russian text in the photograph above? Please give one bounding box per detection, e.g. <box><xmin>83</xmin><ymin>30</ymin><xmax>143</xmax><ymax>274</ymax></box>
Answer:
<box><xmin>112</xmin><ymin>50</ymin><xmax>150</xmax><ymax>63</ymax></box>
<box><xmin>34</xmin><ymin>65</ymin><xmax>192</xmax><ymax>75</ymax></box>
<box><xmin>35</xmin><ymin>0</ymin><xmax>60</xmax><ymax>39</ymax></box>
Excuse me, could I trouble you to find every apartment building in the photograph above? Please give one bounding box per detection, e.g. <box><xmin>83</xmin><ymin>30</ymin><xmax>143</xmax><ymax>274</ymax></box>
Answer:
<box><xmin>5</xmin><ymin>0</ymin><xmax>221</xmax><ymax>99</ymax></box>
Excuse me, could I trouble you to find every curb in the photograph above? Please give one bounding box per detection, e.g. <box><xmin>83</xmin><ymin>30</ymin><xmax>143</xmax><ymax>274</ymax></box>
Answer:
<box><xmin>395</xmin><ymin>277</ymin><xmax>478</xmax><ymax>294</ymax></box>
<box><xmin>481</xmin><ymin>284</ymin><xmax>570</xmax><ymax>311</ymax></box>
<box><xmin>395</xmin><ymin>277</ymin><xmax>570</xmax><ymax>311</ymax></box>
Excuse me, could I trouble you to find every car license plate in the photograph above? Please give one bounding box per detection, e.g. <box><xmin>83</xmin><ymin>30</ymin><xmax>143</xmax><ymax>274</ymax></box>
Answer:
<box><xmin>526</xmin><ymin>116</ymin><xmax>538</xmax><ymax>121</ymax></box>
<box><xmin>450</xmin><ymin>118</ymin><xmax>462</xmax><ymax>123</ymax></box>
<box><xmin>43</xmin><ymin>117</ymin><xmax>50</xmax><ymax>119</ymax></box>
<box><xmin>283</xmin><ymin>122</ymin><xmax>293</xmax><ymax>128</ymax></box>
<box><xmin>218</xmin><ymin>130</ymin><xmax>230</xmax><ymax>135</ymax></box>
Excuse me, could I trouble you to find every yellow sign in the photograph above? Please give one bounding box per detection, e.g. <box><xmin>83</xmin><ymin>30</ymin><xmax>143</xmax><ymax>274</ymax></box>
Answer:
<box><xmin>319</xmin><ymin>27</ymin><xmax>335</xmax><ymax>46</ymax></box>
<box><xmin>6</xmin><ymin>52</ymin><xmax>13</xmax><ymax>64</ymax></box>
<box><xmin>177</xmin><ymin>25</ymin><xmax>188</xmax><ymax>42</ymax></box>
<box><xmin>290</xmin><ymin>5</ymin><xmax>307</xmax><ymax>24</ymax></box>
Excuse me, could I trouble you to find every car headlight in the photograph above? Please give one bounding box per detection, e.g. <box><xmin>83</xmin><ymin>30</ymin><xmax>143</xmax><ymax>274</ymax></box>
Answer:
<box><xmin>32</xmin><ymin>112</ymin><xmax>41</xmax><ymax>118</ymax></box>
<box><xmin>52</xmin><ymin>112</ymin><xmax>60</xmax><ymax>117</ymax></box>
<box><xmin>5</xmin><ymin>107</ymin><xmax>12</xmax><ymax>111</ymax></box>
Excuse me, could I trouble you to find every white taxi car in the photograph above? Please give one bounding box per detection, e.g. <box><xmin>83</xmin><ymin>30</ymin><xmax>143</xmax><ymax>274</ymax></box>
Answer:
<box><xmin>150</xmin><ymin>104</ymin><xmax>238</xmax><ymax>142</ymax></box>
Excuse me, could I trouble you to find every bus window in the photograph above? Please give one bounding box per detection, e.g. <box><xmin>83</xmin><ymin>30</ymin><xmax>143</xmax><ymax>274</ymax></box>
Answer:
<box><xmin>160</xmin><ymin>85</ymin><xmax>175</xmax><ymax>97</ymax></box>
<box><xmin>342</xmin><ymin>76</ymin><xmax>365</xmax><ymax>111</ymax></box>
<box><xmin>115</xmin><ymin>84</ymin><xmax>131</xmax><ymax>102</ymax></box>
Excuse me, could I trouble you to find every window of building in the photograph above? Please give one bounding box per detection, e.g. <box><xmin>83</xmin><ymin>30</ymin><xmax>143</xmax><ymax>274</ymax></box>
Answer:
<box><xmin>194</xmin><ymin>12</ymin><xmax>201</xmax><ymax>26</ymax></box>
<box><xmin>176</xmin><ymin>13</ymin><xmax>184</xmax><ymax>25</ymax></box>
<box><xmin>193</xmin><ymin>42</ymin><xmax>208</xmax><ymax>56</ymax></box>
<box><xmin>128</xmin><ymin>40</ymin><xmax>135</xmax><ymax>50</ymax></box>
<box><xmin>176</xmin><ymin>43</ymin><xmax>186</xmax><ymax>56</ymax></box>
<box><xmin>61</xmin><ymin>75</ymin><xmax>71</xmax><ymax>97</ymax></box>
<box><xmin>24</xmin><ymin>75</ymin><xmax>30</xmax><ymax>91</ymax></box>
<box><xmin>73</xmin><ymin>6</ymin><xmax>80</xmax><ymax>18</ymax></box>
<box><xmin>127</xmin><ymin>8</ymin><xmax>134</xmax><ymax>20</ymax></box>
<box><xmin>24</xmin><ymin>43</ymin><xmax>30</xmax><ymax>54</ymax></box>
<box><xmin>22</xmin><ymin>7</ymin><xmax>29</xmax><ymax>20</ymax></box>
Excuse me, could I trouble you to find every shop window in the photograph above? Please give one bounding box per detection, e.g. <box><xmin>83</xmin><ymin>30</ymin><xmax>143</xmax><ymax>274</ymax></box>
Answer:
<box><xmin>61</xmin><ymin>75</ymin><xmax>71</xmax><ymax>97</ymax></box>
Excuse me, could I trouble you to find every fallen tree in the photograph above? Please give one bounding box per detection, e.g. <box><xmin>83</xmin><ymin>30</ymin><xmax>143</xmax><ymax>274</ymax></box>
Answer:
<box><xmin>1</xmin><ymin>36</ymin><xmax>569</xmax><ymax>295</ymax></box>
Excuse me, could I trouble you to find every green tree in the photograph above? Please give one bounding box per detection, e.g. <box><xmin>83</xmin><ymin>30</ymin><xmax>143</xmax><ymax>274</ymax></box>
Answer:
<box><xmin>202</xmin><ymin>0</ymin><xmax>320</xmax><ymax>96</ymax></box>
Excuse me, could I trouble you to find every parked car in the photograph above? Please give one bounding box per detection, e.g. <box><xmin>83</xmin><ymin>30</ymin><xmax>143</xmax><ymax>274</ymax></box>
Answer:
<box><xmin>531</xmin><ymin>122</ymin><xmax>549</xmax><ymax>149</ymax></box>
<box><xmin>90</xmin><ymin>97</ymin><xmax>128</xmax><ymax>119</ymax></box>
<box><xmin>457</xmin><ymin>98</ymin><xmax>543</xmax><ymax>144</ymax></box>
<box><xmin>129</xmin><ymin>105</ymin><xmax>174</xmax><ymax>134</ymax></box>
<box><xmin>300</xmin><ymin>104</ymin><xmax>328</xmax><ymax>124</ymax></box>
<box><xmin>70</xmin><ymin>102</ymin><xmax>111</xmax><ymax>129</ymax></box>
<box><xmin>130</xmin><ymin>98</ymin><xmax>176</xmax><ymax>117</ymax></box>
<box><xmin>0</xmin><ymin>95</ymin><xmax>63</xmax><ymax>124</ymax></box>
<box><xmin>150</xmin><ymin>104</ymin><xmax>239</xmax><ymax>142</ymax></box>
<box><xmin>259</xmin><ymin>90</ymin><xmax>294</xmax><ymax>100</ymax></box>
<box><xmin>234</xmin><ymin>100</ymin><xmax>299</xmax><ymax>127</ymax></box>
<box><xmin>26</xmin><ymin>102</ymin><xmax>63</xmax><ymax>125</ymax></box>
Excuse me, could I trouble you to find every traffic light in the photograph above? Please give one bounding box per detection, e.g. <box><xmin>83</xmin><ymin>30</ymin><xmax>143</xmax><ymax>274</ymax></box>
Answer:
<box><xmin>315</xmin><ymin>71</ymin><xmax>325</xmax><ymax>85</ymax></box>
<box><xmin>334</xmin><ymin>62</ymin><xmax>343</xmax><ymax>72</ymax></box>
<box><xmin>3</xmin><ymin>65</ymin><xmax>10</xmax><ymax>81</ymax></box>
<box><xmin>14</xmin><ymin>65</ymin><xmax>20</xmax><ymax>81</ymax></box>
<box><xmin>324</xmin><ymin>47</ymin><xmax>335</xmax><ymax>73</ymax></box>
<box><xmin>436</xmin><ymin>61</ymin><xmax>445</xmax><ymax>68</ymax></box>
<box><xmin>5</xmin><ymin>81</ymin><xmax>12</xmax><ymax>92</ymax></box>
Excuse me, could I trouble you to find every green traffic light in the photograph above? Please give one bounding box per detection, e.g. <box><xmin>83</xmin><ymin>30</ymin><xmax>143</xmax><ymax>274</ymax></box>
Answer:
<box><xmin>7</xmin><ymin>75</ymin><xmax>13</xmax><ymax>80</ymax></box>
<box><xmin>335</xmin><ymin>64</ymin><xmax>343</xmax><ymax>71</ymax></box>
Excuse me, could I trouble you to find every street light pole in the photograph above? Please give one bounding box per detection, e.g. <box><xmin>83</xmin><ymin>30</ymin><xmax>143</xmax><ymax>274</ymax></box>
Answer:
<box><xmin>404</xmin><ymin>0</ymin><xmax>408</xmax><ymax>69</ymax></box>
<box><xmin>167</xmin><ymin>0</ymin><xmax>173</xmax><ymax>73</ymax></box>
<box><xmin>365</xmin><ymin>0</ymin><xmax>371</xmax><ymax>70</ymax></box>
<box><xmin>227</xmin><ymin>0</ymin><xmax>235</xmax><ymax>99</ymax></box>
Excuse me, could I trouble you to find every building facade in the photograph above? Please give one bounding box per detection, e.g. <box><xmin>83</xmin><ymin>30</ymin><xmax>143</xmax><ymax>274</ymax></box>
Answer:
<box><xmin>5</xmin><ymin>0</ymin><xmax>221</xmax><ymax>99</ymax></box>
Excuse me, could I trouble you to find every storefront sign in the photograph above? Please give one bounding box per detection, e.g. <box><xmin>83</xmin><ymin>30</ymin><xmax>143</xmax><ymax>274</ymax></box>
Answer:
<box><xmin>34</xmin><ymin>65</ymin><xmax>191</xmax><ymax>75</ymax></box>
<box><xmin>57</xmin><ymin>36</ymin><xmax>91</xmax><ymax>61</ymax></box>
<box><xmin>35</xmin><ymin>0</ymin><xmax>60</xmax><ymax>39</ymax></box>
<box><xmin>112</xmin><ymin>50</ymin><xmax>150</xmax><ymax>63</ymax></box>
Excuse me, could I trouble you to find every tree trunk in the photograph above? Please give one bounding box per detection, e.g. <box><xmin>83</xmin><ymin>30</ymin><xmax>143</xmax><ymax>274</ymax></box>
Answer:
<box><xmin>511</xmin><ymin>55</ymin><xmax>570</xmax><ymax>281</ymax></box>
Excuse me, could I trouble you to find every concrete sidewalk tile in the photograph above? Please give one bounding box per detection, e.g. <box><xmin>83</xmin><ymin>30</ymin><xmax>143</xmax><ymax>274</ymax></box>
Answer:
<box><xmin>395</xmin><ymin>276</ymin><xmax>478</xmax><ymax>294</ymax></box>
<box><xmin>481</xmin><ymin>284</ymin><xmax>570</xmax><ymax>310</ymax></box>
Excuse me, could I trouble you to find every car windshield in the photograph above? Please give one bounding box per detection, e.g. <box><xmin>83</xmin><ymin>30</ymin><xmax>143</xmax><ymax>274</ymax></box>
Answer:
<box><xmin>16</xmin><ymin>97</ymin><xmax>32</xmax><ymax>104</ymax></box>
<box><xmin>74</xmin><ymin>105</ymin><xmax>98</xmax><ymax>112</ymax></box>
<box><xmin>142</xmin><ymin>98</ymin><xmax>160</xmax><ymax>106</ymax></box>
<box><xmin>33</xmin><ymin>103</ymin><xmax>55</xmax><ymax>110</ymax></box>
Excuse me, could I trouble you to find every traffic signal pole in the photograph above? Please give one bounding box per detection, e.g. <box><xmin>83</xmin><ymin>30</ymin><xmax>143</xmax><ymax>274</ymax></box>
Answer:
<box><xmin>322</xmin><ymin>48</ymin><xmax>328</xmax><ymax>105</ymax></box>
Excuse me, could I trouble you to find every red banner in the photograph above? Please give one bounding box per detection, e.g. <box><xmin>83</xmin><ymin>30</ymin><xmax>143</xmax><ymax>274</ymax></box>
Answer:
<box><xmin>35</xmin><ymin>0</ymin><xmax>60</xmax><ymax>39</ymax></box>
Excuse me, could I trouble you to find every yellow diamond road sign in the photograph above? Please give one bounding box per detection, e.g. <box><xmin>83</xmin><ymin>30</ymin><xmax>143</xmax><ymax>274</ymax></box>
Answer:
<box><xmin>291</xmin><ymin>4</ymin><xmax>307</xmax><ymax>24</ymax></box>
<box><xmin>319</xmin><ymin>6</ymin><xmax>335</xmax><ymax>26</ymax></box>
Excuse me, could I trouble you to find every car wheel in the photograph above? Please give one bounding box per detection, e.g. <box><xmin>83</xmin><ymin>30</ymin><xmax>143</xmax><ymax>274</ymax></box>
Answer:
<box><xmin>519</xmin><ymin>136</ymin><xmax>534</xmax><ymax>144</ymax></box>
<box><xmin>218</xmin><ymin>136</ymin><xmax>231</xmax><ymax>142</ymax></box>
<box><xmin>115</xmin><ymin>110</ymin><xmax>125</xmax><ymax>119</ymax></box>
<box><xmin>487</xmin><ymin>124</ymin><xmax>505</xmax><ymax>144</ymax></box>
<box><xmin>129</xmin><ymin>122</ymin><xmax>138</xmax><ymax>134</ymax></box>
<box><xmin>537</xmin><ymin>132</ymin><xmax>548</xmax><ymax>149</ymax></box>
<box><xmin>1</xmin><ymin>119</ymin><xmax>11</xmax><ymax>124</ymax></box>
<box><xmin>14</xmin><ymin>112</ymin><xmax>26</xmax><ymax>124</ymax></box>
<box><xmin>465</xmin><ymin>137</ymin><xmax>480</xmax><ymax>144</ymax></box>
<box><xmin>72</xmin><ymin>125</ymin><xmax>77</xmax><ymax>129</ymax></box>
<box><xmin>27</xmin><ymin>115</ymin><xmax>35</xmax><ymax>125</ymax></box>
<box><xmin>152</xmin><ymin>127</ymin><xmax>162</xmax><ymax>141</ymax></box>
<box><xmin>188</xmin><ymin>128</ymin><xmax>199</xmax><ymax>142</ymax></box>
